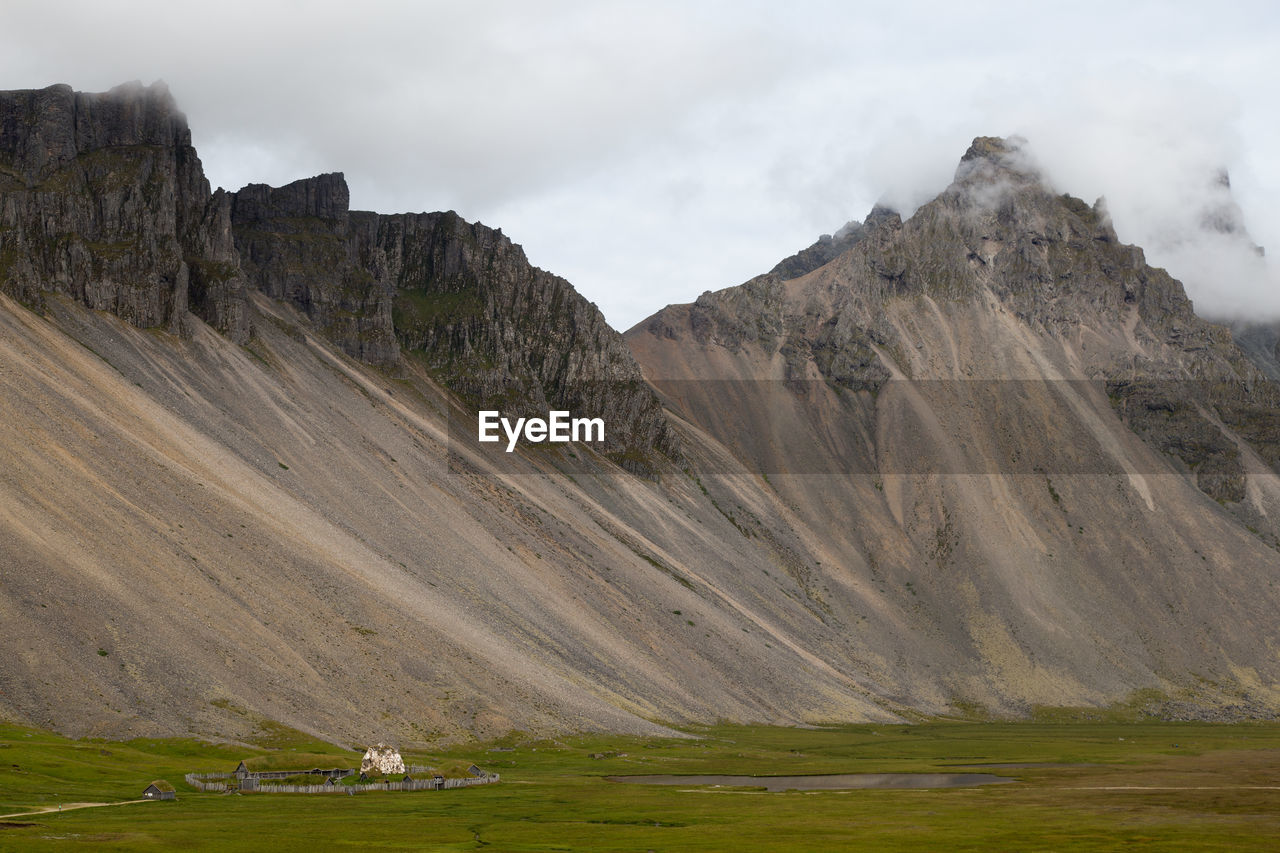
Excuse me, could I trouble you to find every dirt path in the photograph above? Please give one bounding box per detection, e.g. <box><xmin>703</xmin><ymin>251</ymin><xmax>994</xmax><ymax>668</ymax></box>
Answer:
<box><xmin>0</xmin><ymin>799</ymin><xmax>149</xmax><ymax>820</ymax></box>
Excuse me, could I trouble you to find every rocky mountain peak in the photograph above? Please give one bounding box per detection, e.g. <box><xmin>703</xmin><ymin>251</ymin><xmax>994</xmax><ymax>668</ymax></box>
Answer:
<box><xmin>0</xmin><ymin>81</ymin><xmax>189</xmax><ymax>180</ymax></box>
<box><xmin>2</xmin><ymin>82</ymin><xmax>675</xmax><ymax>475</ymax></box>
<box><xmin>767</xmin><ymin>208</ymin><xmax>903</xmax><ymax>283</ymax></box>
<box><xmin>955</xmin><ymin>134</ymin><xmax>1034</xmax><ymax>178</ymax></box>
<box><xmin>1198</xmin><ymin>167</ymin><xmax>1264</xmax><ymax>256</ymax></box>
<box><xmin>232</xmin><ymin>171</ymin><xmax>350</xmax><ymax>224</ymax></box>
<box><xmin>862</xmin><ymin>203</ymin><xmax>903</xmax><ymax>231</ymax></box>
<box><xmin>631</xmin><ymin>131</ymin><xmax>1280</xmax><ymax>503</ymax></box>
<box><xmin>229</xmin><ymin>173</ymin><xmax>678</xmax><ymax>471</ymax></box>
<box><xmin>0</xmin><ymin>81</ymin><xmax>250</xmax><ymax>341</ymax></box>
<box><xmin>948</xmin><ymin>135</ymin><xmax>1046</xmax><ymax>214</ymax></box>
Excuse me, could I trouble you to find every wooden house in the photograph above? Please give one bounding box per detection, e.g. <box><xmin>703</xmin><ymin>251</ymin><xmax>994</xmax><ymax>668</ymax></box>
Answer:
<box><xmin>142</xmin><ymin>780</ymin><xmax>176</xmax><ymax>801</ymax></box>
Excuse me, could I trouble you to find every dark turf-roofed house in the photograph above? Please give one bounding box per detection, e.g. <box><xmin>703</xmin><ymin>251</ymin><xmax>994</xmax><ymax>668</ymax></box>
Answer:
<box><xmin>142</xmin><ymin>780</ymin><xmax>176</xmax><ymax>801</ymax></box>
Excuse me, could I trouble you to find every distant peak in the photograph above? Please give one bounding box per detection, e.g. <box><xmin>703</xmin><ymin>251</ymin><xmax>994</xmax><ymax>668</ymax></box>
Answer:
<box><xmin>954</xmin><ymin>134</ymin><xmax>1038</xmax><ymax>184</ymax></box>
<box><xmin>1198</xmin><ymin>166</ymin><xmax>1264</xmax><ymax>254</ymax></box>
<box><xmin>864</xmin><ymin>204</ymin><xmax>902</xmax><ymax>230</ymax></box>
<box><xmin>0</xmin><ymin>81</ymin><xmax>192</xmax><ymax>179</ymax></box>
<box><xmin>231</xmin><ymin>172</ymin><xmax>350</xmax><ymax>223</ymax></box>
<box><xmin>100</xmin><ymin>79</ymin><xmax>178</xmax><ymax>110</ymax></box>
<box><xmin>960</xmin><ymin>135</ymin><xmax>1025</xmax><ymax>162</ymax></box>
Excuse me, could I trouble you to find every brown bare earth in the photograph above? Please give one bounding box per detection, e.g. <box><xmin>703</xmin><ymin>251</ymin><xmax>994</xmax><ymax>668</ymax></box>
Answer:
<box><xmin>5</xmin><ymin>257</ymin><xmax>1280</xmax><ymax>745</ymax></box>
<box><xmin>1</xmin><ymin>291</ymin><xmax>901</xmax><ymax>744</ymax></box>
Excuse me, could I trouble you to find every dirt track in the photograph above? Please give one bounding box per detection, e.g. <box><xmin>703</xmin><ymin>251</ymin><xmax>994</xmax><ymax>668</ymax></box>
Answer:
<box><xmin>0</xmin><ymin>799</ymin><xmax>148</xmax><ymax>820</ymax></box>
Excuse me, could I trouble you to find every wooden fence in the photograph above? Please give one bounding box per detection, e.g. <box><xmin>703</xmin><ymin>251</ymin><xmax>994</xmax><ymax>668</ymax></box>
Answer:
<box><xmin>183</xmin><ymin>771</ymin><xmax>498</xmax><ymax>795</ymax></box>
<box><xmin>239</xmin><ymin>768</ymin><xmax>354</xmax><ymax>781</ymax></box>
<box><xmin>442</xmin><ymin>776</ymin><xmax>497</xmax><ymax>790</ymax></box>
<box><xmin>184</xmin><ymin>772</ymin><xmax>228</xmax><ymax>792</ymax></box>
<box><xmin>255</xmin><ymin>775</ymin><xmax>499</xmax><ymax>794</ymax></box>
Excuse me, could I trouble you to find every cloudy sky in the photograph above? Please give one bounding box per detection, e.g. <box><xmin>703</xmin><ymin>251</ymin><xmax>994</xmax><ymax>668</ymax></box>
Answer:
<box><xmin>3</xmin><ymin>1</ymin><xmax>1278</xmax><ymax>329</ymax></box>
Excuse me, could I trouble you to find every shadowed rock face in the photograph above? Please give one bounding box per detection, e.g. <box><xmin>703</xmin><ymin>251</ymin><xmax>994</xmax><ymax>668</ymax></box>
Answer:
<box><xmin>1</xmin><ymin>82</ymin><xmax>675</xmax><ymax>473</ymax></box>
<box><xmin>367</xmin><ymin>206</ymin><xmax>680</xmax><ymax>471</ymax></box>
<box><xmin>231</xmin><ymin>174</ymin><xmax>678</xmax><ymax>471</ymax></box>
<box><xmin>0</xmin><ymin>82</ymin><xmax>251</xmax><ymax>341</ymax></box>
<box><xmin>231</xmin><ymin>173</ymin><xmax>399</xmax><ymax>366</ymax></box>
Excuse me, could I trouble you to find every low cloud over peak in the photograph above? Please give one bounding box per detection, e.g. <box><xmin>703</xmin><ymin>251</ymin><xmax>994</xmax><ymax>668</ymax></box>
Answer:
<box><xmin>2</xmin><ymin>1</ymin><xmax>1276</xmax><ymax>329</ymax></box>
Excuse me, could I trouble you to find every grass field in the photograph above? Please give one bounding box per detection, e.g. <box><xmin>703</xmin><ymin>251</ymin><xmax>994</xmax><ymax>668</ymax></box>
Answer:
<box><xmin>2</xmin><ymin>718</ymin><xmax>1280</xmax><ymax>850</ymax></box>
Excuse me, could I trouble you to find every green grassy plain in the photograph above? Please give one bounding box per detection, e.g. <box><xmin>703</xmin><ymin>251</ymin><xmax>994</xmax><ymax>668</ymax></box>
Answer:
<box><xmin>2</xmin><ymin>718</ymin><xmax>1280</xmax><ymax>850</ymax></box>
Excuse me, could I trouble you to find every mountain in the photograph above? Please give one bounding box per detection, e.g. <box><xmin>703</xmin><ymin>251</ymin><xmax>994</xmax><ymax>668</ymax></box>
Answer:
<box><xmin>228</xmin><ymin>172</ymin><xmax>676</xmax><ymax>471</ymax></box>
<box><xmin>2</xmin><ymin>86</ymin><xmax>1279</xmax><ymax>745</ymax></box>
<box><xmin>0</xmin><ymin>81</ymin><xmax>250</xmax><ymax>340</ymax></box>
<box><xmin>626</xmin><ymin>136</ymin><xmax>1280</xmax><ymax>718</ymax></box>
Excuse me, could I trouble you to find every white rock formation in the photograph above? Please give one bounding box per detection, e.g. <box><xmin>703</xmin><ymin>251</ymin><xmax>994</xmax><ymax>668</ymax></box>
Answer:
<box><xmin>360</xmin><ymin>743</ymin><xmax>405</xmax><ymax>775</ymax></box>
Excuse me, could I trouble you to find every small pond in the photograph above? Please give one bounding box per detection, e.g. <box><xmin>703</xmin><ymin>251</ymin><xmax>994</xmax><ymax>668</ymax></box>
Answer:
<box><xmin>606</xmin><ymin>773</ymin><xmax>1015</xmax><ymax>792</ymax></box>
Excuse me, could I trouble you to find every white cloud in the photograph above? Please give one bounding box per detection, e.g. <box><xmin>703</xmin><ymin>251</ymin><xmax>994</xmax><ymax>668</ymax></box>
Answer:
<box><xmin>2</xmin><ymin>0</ymin><xmax>1277</xmax><ymax>328</ymax></box>
<box><xmin>985</xmin><ymin>66</ymin><xmax>1279</xmax><ymax>320</ymax></box>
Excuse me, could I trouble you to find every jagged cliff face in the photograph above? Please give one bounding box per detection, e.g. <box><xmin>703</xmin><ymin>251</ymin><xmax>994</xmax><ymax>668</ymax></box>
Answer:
<box><xmin>0</xmin><ymin>82</ymin><xmax>250</xmax><ymax>341</ymax></box>
<box><xmin>231</xmin><ymin>173</ymin><xmax>399</xmax><ymax>365</ymax></box>
<box><xmin>230</xmin><ymin>174</ymin><xmax>676</xmax><ymax>469</ymax></box>
<box><xmin>0</xmin><ymin>83</ymin><xmax>673</xmax><ymax>470</ymax></box>
<box><xmin>367</xmin><ymin>207</ymin><xmax>677</xmax><ymax>468</ymax></box>
<box><xmin>767</xmin><ymin>218</ymin><xmax>869</xmax><ymax>281</ymax></box>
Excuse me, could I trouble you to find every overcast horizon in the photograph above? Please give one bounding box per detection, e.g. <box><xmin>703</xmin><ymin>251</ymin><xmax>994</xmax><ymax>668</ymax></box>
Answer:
<box><xmin>3</xmin><ymin>0</ymin><xmax>1278</xmax><ymax>331</ymax></box>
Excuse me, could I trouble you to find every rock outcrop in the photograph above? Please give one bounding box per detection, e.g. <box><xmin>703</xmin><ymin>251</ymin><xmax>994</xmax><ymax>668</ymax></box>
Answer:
<box><xmin>371</xmin><ymin>206</ymin><xmax>679</xmax><ymax>471</ymax></box>
<box><xmin>360</xmin><ymin>743</ymin><xmax>405</xmax><ymax>775</ymax></box>
<box><xmin>769</xmin><ymin>219</ymin><xmax>868</xmax><ymax>281</ymax></box>
<box><xmin>231</xmin><ymin>174</ymin><xmax>678</xmax><ymax>471</ymax></box>
<box><xmin>231</xmin><ymin>173</ymin><xmax>399</xmax><ymax>365</ymax></box>
<box><xmin>0</xmin><ymin>82</ymin><xmax>674</xmax><ymax>474</ymax></box>
<box><xmin>0</xmin><ymin>82</ymin><xmax>250</xmax><ymax>341</ymax></box>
